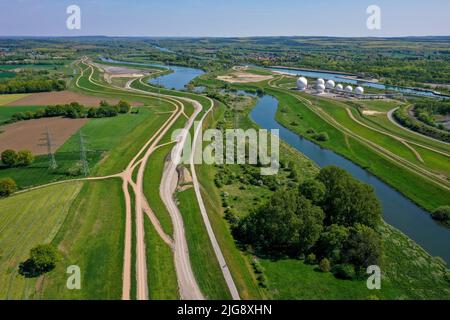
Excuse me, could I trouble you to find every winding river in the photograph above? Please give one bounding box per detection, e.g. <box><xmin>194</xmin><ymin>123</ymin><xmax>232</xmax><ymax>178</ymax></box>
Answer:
<box><xmin>103</xmin><ymin>58</ymin><xmax>450</xmax><ymax>264</ymax></box>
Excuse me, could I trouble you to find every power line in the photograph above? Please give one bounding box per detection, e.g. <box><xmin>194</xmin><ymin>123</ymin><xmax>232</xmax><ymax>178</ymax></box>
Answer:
<box><xmin>45</xmin><ymin>126</ymin><xmax>57</xmax><ymax>170</ymax></box>
<box><xmin>79</xmin><ymin>130</ymin><xmax>89</xmax><ymax>176</ymax></box>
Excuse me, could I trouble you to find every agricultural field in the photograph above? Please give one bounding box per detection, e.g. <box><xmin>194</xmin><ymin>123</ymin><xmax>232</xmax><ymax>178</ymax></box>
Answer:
<box><xmin>0</xmin><ymin>182</ymin><xmax>83</xmax><ymax>299</ymax></box>
<box><xmin>0</xmin><ymin>33</ymin><xmax>449</xmax><ymax>306</ymax></box>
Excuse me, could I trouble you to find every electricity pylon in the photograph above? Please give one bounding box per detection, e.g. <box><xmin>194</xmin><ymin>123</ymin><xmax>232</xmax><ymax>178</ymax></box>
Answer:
<box><xmin>79</xmin><ymin>131</ymin><xmax>89</xmax><ymax>176</ymax></box>
<box><xmin>45</xmin><ymin>126</ymin><xmax>57</xmax><ymax>170</ymax></box>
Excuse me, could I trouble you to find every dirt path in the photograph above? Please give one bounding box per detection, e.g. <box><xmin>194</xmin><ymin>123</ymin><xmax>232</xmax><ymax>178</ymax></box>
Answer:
<box><xmin>387</xmin><ymin>107</ymin><xmax>450</xmax><ymax>148</ymax></box>
<box><xmin>189</xmin><ymin>98</ymin><xmax>241</xmax><ymax>300</ymax></box>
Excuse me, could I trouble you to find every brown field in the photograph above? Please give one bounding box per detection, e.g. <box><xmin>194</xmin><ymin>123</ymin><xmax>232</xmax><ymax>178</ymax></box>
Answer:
<box><xmin>6</xmin><ymin>91</ymin><xmax>143</xmax><ymax>107</ymax></box>
<box><xmin>217</xmin><ymin>72</ymin><xmax>273</xmax><ymax>83</ymax></box>
<box><xmin>0</xmin><ymin>117</ymin><xmax>88</xmax><ymax>155</ymax></box>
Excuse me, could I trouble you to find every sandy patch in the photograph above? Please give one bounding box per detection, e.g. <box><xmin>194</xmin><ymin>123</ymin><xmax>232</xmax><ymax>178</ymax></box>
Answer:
<box><xmin>217</xmin><ymin>72</ymin><xmax>273</xmax><ymax>84</ymax></box>
<box><xmin>6</xmin><ymin>91</ymin><xmax>143</xmax><ymax>107</ymax></box>
<box><xmin>0</xmin><ymin>117</ymin><xmax>88</xmax><ymax>155</ymax></box>
<box><xmin>362</xmin><ymin>110</ymin><xmax>384</xmax><ymax>116</ymax></box>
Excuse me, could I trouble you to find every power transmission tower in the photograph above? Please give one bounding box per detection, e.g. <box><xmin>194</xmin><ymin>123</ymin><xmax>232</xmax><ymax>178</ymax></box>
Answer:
<box><xmin>45</xmin><ymin>126</ymin><xmax>57</xmax><ymax>170</ymax></box>
<box><xmin>79</xmin><ymin>131</ymin><xmax>89</xmax><ymax>176</ymax></box>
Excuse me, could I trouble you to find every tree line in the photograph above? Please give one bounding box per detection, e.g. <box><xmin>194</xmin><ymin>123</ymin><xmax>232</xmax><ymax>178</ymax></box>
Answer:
<box><xmin>0</xmin><ymin>78</ymin><xmax>66</xmax><ymax>94</ymax></box>
<box><xmin>4</xmin><ymin>100</ymin><xmax>132</xmax><ymax>125</ymax></box>
<box><xmin>233</xmin><ymin>166</ymin><xmax>382</xmax><ymax>280</ymax></box>
<box><xmin>394</xmin><ymin>106</ymin><xmax>450</xmax><ymax>142</ymax></box>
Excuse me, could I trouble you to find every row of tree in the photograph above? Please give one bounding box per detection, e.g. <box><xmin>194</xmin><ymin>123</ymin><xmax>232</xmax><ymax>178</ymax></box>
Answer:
<box><xmin>233</xmin><ymin>166</ymin><xmax>382</xmax><ymax>279</ymax></box>
<box><xmin>1</xmin><ymin>149</ymin><xmax>34</xmax><ymax>167</ymax></box>
<box><xmin>0</xmin><ymin>79</ymin><xmax>66</xmax><ymax>94</ymax></box>
<box><xmin>6</xmin><ymin>100</ymin><xmax>132</xmax><ymax>125</ymax></box>
<box><xmin>394</xmin><ymin>107</ymin><xmax>450</xmax><ymax>142</ymax></box>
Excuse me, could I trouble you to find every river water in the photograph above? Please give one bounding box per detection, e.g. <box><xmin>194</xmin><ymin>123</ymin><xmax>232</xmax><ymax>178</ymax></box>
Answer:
<box><xmin>250</xmin><ymin>95</ymin><xmax>450</xmax><ymax>264</ymax></box>
<box><xmin>102</xmin><ymin>57</ymin><xmax>450</xmax><ymax>264</ymax></box>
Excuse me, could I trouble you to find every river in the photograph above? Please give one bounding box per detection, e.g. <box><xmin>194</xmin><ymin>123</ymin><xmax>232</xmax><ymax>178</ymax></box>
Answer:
<box><xmin>102</xmin><ymin>58</ymin><xmax>450</xmax><ymax>264</ymax></box>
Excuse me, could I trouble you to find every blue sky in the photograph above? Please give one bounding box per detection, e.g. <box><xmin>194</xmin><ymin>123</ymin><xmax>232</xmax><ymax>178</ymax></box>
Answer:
<box><xmin>0</xmin><ymin>0</ymin><xmax>449</xmax><ymax>37</ymax></box>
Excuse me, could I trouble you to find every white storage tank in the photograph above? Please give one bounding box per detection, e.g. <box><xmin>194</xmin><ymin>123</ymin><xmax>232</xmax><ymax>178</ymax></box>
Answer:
<box><xmin>296</xmin><ymin>77</ymin><xmax>308</xmax><ymax>91</ymax></box>
<box><xmin>355</xmin><ymin>86</ymin><xmax>364</xmax><ymax>95</ymax></box>
<box><xmin>325</xmin><ymin>80</ymin><xmax>335</xmax><ymax>89</ymax></box>
<box><xmin>335</xmin><ymin>84</ymin><xmax>344</xmax><ymax>91</ymax></box>
<box><xmin>345</xmin><ymin>85</ymin><xmax>353</xmax><ymax>93</ymax></box>
<box><xmin>317</xmin><ymin>78</ymin><xmax>325</xmax><ymax>86</ymax></box>
<box><xmin>317</xmin><ymin>84</ymin><xmax>326</xmax><ymax>93</ymax></box>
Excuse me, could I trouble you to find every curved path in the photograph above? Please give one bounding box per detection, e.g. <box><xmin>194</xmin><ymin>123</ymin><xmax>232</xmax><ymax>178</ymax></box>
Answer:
<box><xmin>387</xmin><ymin>107</ymin><xmax>450</xmax><ymax>147</ymax></box>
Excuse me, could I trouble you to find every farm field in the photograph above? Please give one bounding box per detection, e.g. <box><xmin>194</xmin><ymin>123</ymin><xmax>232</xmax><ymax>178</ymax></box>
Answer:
<box><xmin>0</xmin><ymin>94</ymin><xmax>30</xmax><ymax>106</ymax></box>
<box><xmin>39</xmin><ymin>179</ymin><xmax>125</xmax><ymax>299</ymax></box>
<box><xmin>0</xmin><ymin>117</ymin><xmax>88</xmax><ymax>155</ymax></box>
<box><xmin>0</xmin><ymin>105</ymin><xmax>44</xmax><ymax>122</ymax></box>
<box><xmin>0</xmin><ymin>182</ymin><xmax>83</xmax><ymax>300</ymax></box>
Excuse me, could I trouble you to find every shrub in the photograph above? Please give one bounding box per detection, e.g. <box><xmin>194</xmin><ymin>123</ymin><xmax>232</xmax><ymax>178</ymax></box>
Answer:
<box><xmin>314</xmin><ymin>132</ymin><xmax>329</xmax><ymax>141</ymax></box>
<box><xmin>16</xmin><ymin>150</ymin><xmax>34</xmax><ymax>166</ymax></box>
<box><xmin>118</xmin><ymin>100</ymin><xmax>131</xmax><ymax>113</ymax></box>
<box><xmin>305</xmin><ymin>253</ymin><xmax>317</xmax><ymax>265</ymax></box>
<box><xmin>18</xmin><ymin>244</ymin><xmax>60</xmax><ymax>278</ymax></box>
<box><xmin>319</xmin><ymin>258</ymin><xmax>331</xmax><ymax>272</ymax></box>
<box><xmin>432</xmin><ymin>206</ymin><xmax>450</xmax><ymax>224</ymax></box>
<box><xmin>1</xmin><ymin>149</ymin><xmax>18</xmax><ymax>167</ymax></box>
<box><xmin>332</xmin><ymin>264</ymin><xmax>356</xmax><ymax>280</ymax></box>
<box><xmin>0</xmin><ymin>178</ymin><xmax>17</xmax><ymax>197</ymax></box>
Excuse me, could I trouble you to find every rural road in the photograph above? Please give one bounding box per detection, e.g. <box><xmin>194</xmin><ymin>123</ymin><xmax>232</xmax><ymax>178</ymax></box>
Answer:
<box><xmin>189</xmin><ymin>98</ymin><xmax>241</xmax><ymax>300</ymax></box>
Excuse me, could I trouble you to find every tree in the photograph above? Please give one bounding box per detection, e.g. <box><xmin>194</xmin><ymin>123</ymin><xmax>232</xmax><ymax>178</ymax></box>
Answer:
<box><xmin>19</xmin><ymin>244</ymin><xmax>60</xmax><ymax>278</ymax></box>
<box><xmin>317</xmin><ymin>166</ymin><xmax>381</xmax><ymax>228</ymax></box>
<box><xmin>1</xmin><ymin>149</ymin><xmax>18</xmax><ymax>167</ymax></box>
<box><xmin>296</xmin><ymin>195</ymin><xmax>325</xmax><ymax>253</ymax></box>
<box><xmin>0</xmin><ymin>178</ymin><xmax>17</xmax><ymax>197</ymax></box>
<box><xmin>305</xmin><ymin>253</ymin><xmax>317</xmax><ymax>265</ymax></box>
<box><xmin>234</xmin><ymin>190</ymin><xmax>324</xmax><ymax>256</ymax></box>
<box><xmin>315</xmin><ymin>224</ymin><xmax>350</xmax><ymax>263</ymax></box>
<box><xmin>299</xmin><ymin>179</ymin><xmax>326</xmax><ymax>205</ymax></box>
<box><xmin>319</xmin><ymin>258</ymin><xmax>331</xmax><ymax>272</ymax></box>
<box><xmin>343</xmin><ymin>224</ymin><xmax>381</xmax><ymax>267</ymax></box>
<box><xmin>234</xmin><ymin>189</ymin><xmax>302</xmax><ymax>254</ymax></box>
<box><xmin>117</xmin><ymin>100</ymin><xmax>131</xmax><ymax>113</ymax></box>
<box><xmin>432</xmin><ymin>206</ymin><xmax>450</xmax><ymax>224</ymax></box>
<box><xmin>17</xmin><ymin>150</ymin><xmax>35</xmax><ymax>166</ymax></box>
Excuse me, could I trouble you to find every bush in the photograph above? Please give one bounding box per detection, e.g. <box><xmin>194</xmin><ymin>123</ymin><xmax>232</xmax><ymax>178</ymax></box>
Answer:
<box><xmin>314</xmin><ymin>132</ymin><xmax>329</xmax><ymax>141</ymax></box>
<box><xmin>18</xmin><ymin>244</ymin><xmax>60</xmax><ymax>278</ymax></box>
<box><xmin>319</xmin><ymin>258</ymin><xmax>331</xmax><ymax>272</ymax></box>
<box><xmin>0</xmin><ymin>178</ymin><xmax>17</xmax><ymax>197</ymax></box>
<box><xmin>432</xmin><ymin>206</ymin><xmax>450</xmax><ymax>224</ymax></box>
<box><xmin>332</xmin><ymin>264</ymin><xmax>356</xmax><ymax>280</ymax></box>
<box><xmin>118</xmin><ymin>100</ymin><xmax>131</xmax><ymax>113</ymax></box>
<box><xmin>1</xmin><ymin>149</ymin><xmax>18</xmax><ymax>167</ymax></box>
<box><xmin>17</xmin><ymin>150</ymin><xmax>34</xmax><ymax>166</ymax></box>
<box><xmin>305</xmin><ymin>253</ymin><xmax>317</xmax><ymax>265</ymax></box>
<box><xmin>299</xmin><ymin>179</ymin><xmax>326</xmax><ymax>204</ymax></box>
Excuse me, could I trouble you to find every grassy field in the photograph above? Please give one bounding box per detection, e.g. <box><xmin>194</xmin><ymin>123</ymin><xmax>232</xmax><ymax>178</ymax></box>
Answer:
<box><xmin>261</xmin><ymin>222</ymin><xmax>450</xmax><ymax>300</ymax></box>
<box><xmin>0</xmin><ymin>94</ymin><xmax>30</xmax><ymax>106</ymax></box>
<box><xmin>39</xmin><ymin>179</ymin><xmax>125</xmax><ymax>299</ymax></box>
<box><xmin>144</xmin><ymin>215</ymin><xmax>179</xmax><ymax>300</ymax></box>
<box><xmin>192</xmin><ymin>73</ymin><xmax>450</xmax><ymax>299</ymax></box>
<box><xmin>0</xmin><ymin>108</ymin><xmax>167</xmax><ymax>189</ymax></box>
<box><xmin>0</xmin><ymin>182</ymin><xmax>83</xmax><ymax>300</ymax></box>
<box><xmin>177</xmin><ymin>187</ymin><xmax>232</xmax><ymax>300</ymax></box>
<box><xmin>0</xmin><ymin>105</ymin><xmax>45</xmax><ymax>122</ymax></box>
<box><xmin>267</xmin><ymin>87</ymin><xmax>450</xmax><ymax>211</ymax></box>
